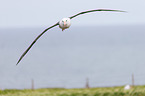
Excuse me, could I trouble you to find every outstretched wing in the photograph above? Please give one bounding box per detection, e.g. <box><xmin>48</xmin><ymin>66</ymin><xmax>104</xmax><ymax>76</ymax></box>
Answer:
<box><xmin>16</xmin><ymin>22</ymin><xmax>59</xmax><ymax>65</ymax></box>
<box><xmin>69</xmin><ymin>9</ymin><xmax>126</xmax><ymax>19</ymax></box>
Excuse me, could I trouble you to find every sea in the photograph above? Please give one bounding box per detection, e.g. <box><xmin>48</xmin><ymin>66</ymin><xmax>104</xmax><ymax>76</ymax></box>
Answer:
<box><xmin>0</xmin><ymin>25</ymin><xmax>145</xmax><ymax>89</ymax></box>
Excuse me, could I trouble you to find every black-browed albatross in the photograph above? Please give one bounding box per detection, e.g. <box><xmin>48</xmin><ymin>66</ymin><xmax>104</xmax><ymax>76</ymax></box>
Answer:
<box><xmin>16</xmin><ymin>9</ymin><xmax>126</xmax><ymax>65</ymax></box>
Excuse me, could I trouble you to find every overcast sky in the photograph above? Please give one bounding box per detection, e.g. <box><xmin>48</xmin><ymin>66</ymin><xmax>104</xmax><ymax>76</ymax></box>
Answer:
<box><xmin>0</xmin><ymin>0</ymin><xmax>145</xmax><ymax>28</ymax></box>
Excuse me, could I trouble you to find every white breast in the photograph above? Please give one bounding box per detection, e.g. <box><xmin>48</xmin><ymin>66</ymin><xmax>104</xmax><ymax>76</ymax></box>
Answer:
<box><xmin>59</xmin><ymin>18</ymin><xmax>71</xmax><ymax>31</ymax></box>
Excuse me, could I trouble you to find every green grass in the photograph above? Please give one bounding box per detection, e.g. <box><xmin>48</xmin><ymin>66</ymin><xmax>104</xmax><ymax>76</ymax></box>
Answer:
<box><xmin>0</xmin><ymin>86</ymin><xmax>145</xmax><ymax>96</ymax></box>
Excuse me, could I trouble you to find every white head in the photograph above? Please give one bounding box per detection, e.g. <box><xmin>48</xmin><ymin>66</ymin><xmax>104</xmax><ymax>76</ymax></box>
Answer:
<box><xmin>59</xmin><ymin>18</ymin><xmax>71</xmax><ymax>31</ymax></box>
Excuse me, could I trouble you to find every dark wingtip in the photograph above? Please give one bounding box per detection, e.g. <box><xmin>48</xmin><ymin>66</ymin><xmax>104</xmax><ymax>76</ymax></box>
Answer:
<box><xmin>113</xmin><ymin>9</ymin><xmax>127</xmax><ymax>13</ymax></box>
<box><xmin>99</xmin><ymin>9</ymin><xmax>127</xmax><ymax>13</ymax></box>
<box><xmin>16</xmin><ymin>60</ymin><xmax>20</xmax><ymax>65</ymax></box>
<box><xmin>123</xmin><ymin>11</ymin><xmax>128</xmax><ymax>13</ymax></box>
<box><xmin>118</xmin><ymin>10</ymin><xmax>127</xmax><ymax>13</ymax></box>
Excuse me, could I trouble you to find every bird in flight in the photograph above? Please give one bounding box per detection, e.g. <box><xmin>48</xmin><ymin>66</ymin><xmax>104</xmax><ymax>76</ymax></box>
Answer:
<box><xmin>16</xmin><ymin>9</ymin><xmax>126</xmax><ymax>65</ymax></box>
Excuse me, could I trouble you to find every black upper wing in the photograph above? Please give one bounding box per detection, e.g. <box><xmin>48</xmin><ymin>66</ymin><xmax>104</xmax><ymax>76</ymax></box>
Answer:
<box><xmin>69</xmin><ymin>9</ymin><xmax>126</xmax><ymax>19</ymax></box>
<box><xmin>16</xmin><ymin>22</ymin><xmax>59</xmax><ymax>65</ymax></box>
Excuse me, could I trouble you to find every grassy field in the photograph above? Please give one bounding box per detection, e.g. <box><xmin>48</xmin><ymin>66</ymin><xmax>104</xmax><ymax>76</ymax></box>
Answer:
<box><xmin>0</xmin><ymin>86</ymin><xmax>145</xmax><ymax>96</ymax></box>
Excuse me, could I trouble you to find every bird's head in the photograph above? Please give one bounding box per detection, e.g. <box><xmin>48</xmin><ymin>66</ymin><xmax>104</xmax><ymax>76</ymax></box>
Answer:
<box><xmin>59</xmin><ymin>18</ymin><xmax>71</xmax><ymax>31</ymax></box>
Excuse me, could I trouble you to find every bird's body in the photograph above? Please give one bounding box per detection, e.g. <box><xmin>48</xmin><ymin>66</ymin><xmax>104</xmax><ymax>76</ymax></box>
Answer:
<box><xmin>59</xmin><ymin>18</ymin><xmax>71</xmax><ymax>31</ymax></box>
<box><xmin>16</xmin><ymin>9</ymin><xmax>126</xmax><ymax>65</ymax></box>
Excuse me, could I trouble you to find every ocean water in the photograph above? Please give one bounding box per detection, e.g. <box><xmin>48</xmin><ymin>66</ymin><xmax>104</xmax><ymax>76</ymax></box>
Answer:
<box><xmin>0</xmin><ymin>25</ymin><xmax>145</xmax><ymax>89</ymax></box>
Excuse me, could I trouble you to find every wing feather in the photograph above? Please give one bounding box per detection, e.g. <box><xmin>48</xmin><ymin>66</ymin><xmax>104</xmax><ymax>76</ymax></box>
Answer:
<box><xmin>69</xmin><ymin>9</ymin><xmax>126</xmax><ymax>19</ymax></box>
<box><xmin>16</xmin><ymin>22</ymin><xmax>59</xmax><ymax>65</ymax></box>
